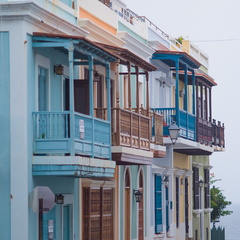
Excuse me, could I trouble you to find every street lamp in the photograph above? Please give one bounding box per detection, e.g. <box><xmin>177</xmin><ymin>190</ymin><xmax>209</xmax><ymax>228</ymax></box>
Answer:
<box><xmin>168</xmin><ymin>121</ymin><xmax>180</xmax><ymax>145</ymax></box>
<box><xmin>199</xmin><ymin>180</ymin><xmax>204</xmax><ymax>188</ymax></box>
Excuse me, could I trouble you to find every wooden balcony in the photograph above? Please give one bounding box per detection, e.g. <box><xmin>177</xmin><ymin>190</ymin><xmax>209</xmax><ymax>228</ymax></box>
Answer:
<box><xmin>33</xmin><ymin>111</ymin><xmax>111</xmax><ymax>159</ymax></box>
<box><xmin>111</xmin><ymin>108</ymin><xmax>151</xmax><ymax>151</ymax></box>
<box><xmin>212</xmin><ymin>119</ymin><xmax>225</xmax><ymax>148</ymax></box>
<box><xmin>151</xmin><ymin>112</ymin><xmax>164</xmax><ymax>145</ymax></box>
<box><xmin>197</xmin><ymin>118</ymin><xmax>225</xmax><ymax>149</ymax></box>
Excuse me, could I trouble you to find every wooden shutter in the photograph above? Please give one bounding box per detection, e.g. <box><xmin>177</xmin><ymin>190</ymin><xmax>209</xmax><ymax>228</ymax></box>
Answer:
<box><xmin>204</xmin><ymin>169</ymin><xmax>210</xmax><ymax>208</ymax></box>
<box><xmin>38</xmin><ymin>67</ymin><xmax>47</xmax><ymax>111</ymax></box>
<box><xmin>101</xmin><ymin>188</ymin><xmax>113</xmax><ymax>240</ymax></box>
<box><xmin>193</xmin><ymin>167</ymin><xmax>200</xmax><ymax>209</ymax></box>
<box><xmin>155</xmin><ymin>175</ymin><xmax>163</xmax><ymax>233</ymax></box>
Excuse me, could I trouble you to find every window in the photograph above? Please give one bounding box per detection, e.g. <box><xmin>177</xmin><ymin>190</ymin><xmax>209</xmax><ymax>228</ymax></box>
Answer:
<box><xmin>155</xmin><ymin>175</ymin><xmax>163</xmax><ymax>233</ymax></box>
<box><xmin>193</xmin><ymin>167</ymin><xmax>200</xmax><ymax>209</ymax></box>
<box><xmin>176</xmin><ymin>177</ymin><xmax>179</xmax><ymax>228</ymax></box>
<box><xmin>204</xmin><ymin>169</ymin><xmax>210</xmax><ymax>208</ymax></box>
<box><xmin>83</xmin><ymin>187</ymin><xmax>113</xmax><ymax>240</ymax></box>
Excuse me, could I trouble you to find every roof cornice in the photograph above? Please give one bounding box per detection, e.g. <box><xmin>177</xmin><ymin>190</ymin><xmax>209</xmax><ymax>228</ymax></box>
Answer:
<box><xmin>0</xmin><ymin>2</ymin><xmax>89</xmax><ymax>37</ymax></box>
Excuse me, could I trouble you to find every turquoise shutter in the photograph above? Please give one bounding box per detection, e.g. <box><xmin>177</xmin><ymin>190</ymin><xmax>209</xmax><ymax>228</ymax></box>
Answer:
<box><xmin>155</xmin><ymin>175</ymin><xmax>163</xmax><ymax>233</ymax></box>
<box><xmin>38</xmin><ymin>67</ymin><xmax>47</xmax><ymax>111</ymax></box>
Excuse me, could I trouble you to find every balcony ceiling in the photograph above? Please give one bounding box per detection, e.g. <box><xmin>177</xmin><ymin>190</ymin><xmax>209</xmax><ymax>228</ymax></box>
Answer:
<box><xmin>152</xmin><ymin>50</ymin><xmax>201</xmax><ymax>70</ymax></box>
<box><xmin>32</xmin><ymin>32</ymin><xmax>118</xmax><ymax>63</ymax></box>
<box><xmin>96</xmin><ymin>42</ymin><xmax>158</xmax><ymax>71</ymax></box>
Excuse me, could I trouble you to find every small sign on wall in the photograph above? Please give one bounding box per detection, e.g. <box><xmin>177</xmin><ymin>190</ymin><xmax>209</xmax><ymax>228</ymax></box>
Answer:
<box><xmin>79</xmin><ymin>119</ymin><xmax>85</xmax><ymax>139</ymax></box>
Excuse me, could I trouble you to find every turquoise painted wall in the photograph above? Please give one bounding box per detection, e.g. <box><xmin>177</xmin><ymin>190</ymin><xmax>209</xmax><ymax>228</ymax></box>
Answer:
<box><xmin>119</xmin><ymin>165</ymin><xmax>147</xmax><ymax>239</ymax></box>
<box><xmin>0</xmin><ymin>31</ymin><xmax>11</xmax><ymax>239</ymax></box>
<box><xmin>34</xmin><ymin>176</ymin><xmax>78</xmax><ymax>240</ymax></box>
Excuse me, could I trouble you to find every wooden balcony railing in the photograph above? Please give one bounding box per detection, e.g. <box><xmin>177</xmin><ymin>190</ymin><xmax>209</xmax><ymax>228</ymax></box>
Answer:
<box><xmin>33</xmin><ymin>111</ymin><xmax>111</xmax><ymax>159</ymax></box>
<box><xmin>151</xmin><ymin>112</ymin><xmax>163</xmax><ymax>145</ymax></box>
<box><xmin>111</xmin><ymin>108</ymin><xmax>151</xmax><ymax>150</ymax></box>
<box><xmin>197</xmin><ymin>118</ymin><xmax>212</xmax><ymax>146</ymax></box>
<box><xmin>212</xmin><ymin>119</ymin><xmax>225</xmax><ymax>148</ymax></box>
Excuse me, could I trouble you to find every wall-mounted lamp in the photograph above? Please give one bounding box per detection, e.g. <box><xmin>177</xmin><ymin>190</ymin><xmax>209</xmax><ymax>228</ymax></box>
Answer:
<box><xmin>133</xmin><ymin>189</ymin><xmax>143</xmax><ymax>203</ymax></box>
<box><xmin>168</xmin><ymin>121</ymin><xmax>180</xmax><ymax>145</ymax></box>
<box><xmin>179</xmin><ymin>89</ymin><xmax>185</xmax><ymax>97</ymax></box>
<box><xmin>54</xmin><ymin>65</ymin><xmax>64</xmax><ymax>75</ymax></box>
<box><xmin>199</xmin><ymin>180</ymin><xmax>204</xmax><ymax>188</ymax></box>
<box><xmin>160</xmin><ymin>80</ymin><xmax>166</xmax><ymax>88</ymax></box>
<box><xmin>94</xmin><ymin>71</ymin><xmax>100</xmax><ymax>82</ymax></box>
<box><xmin>55</xmin><ymin>194</ymin><xmax>64</xmax><ymax>204</ymax></box>
<box><xmin>163</xmin><ymin>175</ymin><xmax>169</xmax><ymax>187</ymax></box>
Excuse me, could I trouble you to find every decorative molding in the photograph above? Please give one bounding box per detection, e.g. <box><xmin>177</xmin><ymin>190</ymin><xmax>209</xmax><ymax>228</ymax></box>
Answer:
<box><xmin>204</xmin><ymin>208</ymin><xmax>213</xmax><ymax>214</ymax></box>
<box><xmin>118</xmin><ymin>31</ymin><xmax>154</xmax><ymax>60</ymax></box>
<box><xmin>152</xmin><ymin>165</ymin><xmax>165</xmax><ymax>175</ymax></box>
<box><xmin>174</xmin><ymin>168</ymin><xmax>186</xmax><ymax>176</ymax></box>
<box><xmin>78</xmin><ymin>19</ymin><xmax>125</xmax><ymax>47</ymax></box>
<box><xmin>192</xmin><ymin>162</ymin><xmax>203</xmax><ymax>168</ymax></box>
<box><xmin>203</xmin><ymin>164</ymin><xmax>213</xmax><ymax>170</ymax></box>
<box><xmin>0</xmin><ymin>2</ymin><xmax>89</xmax><ymax>37</ymax></box>
<box><xmin>193</xmin><ymin>209</ymin><xmax>203</xmax><ymax>215</ymax></box>
<box><xmin>183</xmin><ymin>170</ymin><xmax>193</xmax><ymax>177</ymax></box>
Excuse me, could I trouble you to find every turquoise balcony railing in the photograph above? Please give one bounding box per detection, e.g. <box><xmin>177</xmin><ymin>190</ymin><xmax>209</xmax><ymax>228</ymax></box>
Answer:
<box><xmin>151</xmin><ymin>108</ymin><xmax>196</xmax><ymax>141</ymax></box>
<box><xmin>33</xmin><ymin>111</ymin><xmax>111</xmax><ymax>159</ymax></box>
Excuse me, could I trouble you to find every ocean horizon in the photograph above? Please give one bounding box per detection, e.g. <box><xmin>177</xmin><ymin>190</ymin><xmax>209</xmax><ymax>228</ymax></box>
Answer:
<box><xmin>214</xmin><ymin>202</ymin><xmax>240</xmax><ymax>240</ymax></box>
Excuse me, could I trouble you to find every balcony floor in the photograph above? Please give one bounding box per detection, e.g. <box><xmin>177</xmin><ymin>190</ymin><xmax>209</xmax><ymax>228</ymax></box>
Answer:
<box><xmin>164</xmin><ymin>137</ymin><xmax>214</xmax><ymax>155</ymax></box>
<box><xmin>32</xmin><ymin>156</ymin><xmax>116</xmax><ymax>177</ymax></box>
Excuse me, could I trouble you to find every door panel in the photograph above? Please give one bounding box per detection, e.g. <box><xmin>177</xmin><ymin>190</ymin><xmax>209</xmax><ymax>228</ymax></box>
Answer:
<box><xmin>64</xmin><ymin>79</ymin><xmax>89</xmax><ymax>114</ymax></box>
<box><xmin>63</xmin><ymin>205</ymin><xmax>71</xmax><ymax>240</ymax></box>
<box><xmin>74</xmin><ymin>80</ymin><xmax>89</xmax><ymax>114</ymax></box>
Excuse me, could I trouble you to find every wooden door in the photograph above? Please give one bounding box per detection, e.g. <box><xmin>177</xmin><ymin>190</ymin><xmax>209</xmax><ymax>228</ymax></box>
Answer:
<box><xmin>74</xmin><ymin>80</ymin><xmax>89</xmax><ymax>114</ymax></box>
<box><xmin>83</xmin><ymin>188</ymin><xmax>113</xmax><ymax>240</ymax></box>
<box><xmin>65</xmin><ymin>79</ymin><xmax>89</xmax><ymax>114</ymax></box>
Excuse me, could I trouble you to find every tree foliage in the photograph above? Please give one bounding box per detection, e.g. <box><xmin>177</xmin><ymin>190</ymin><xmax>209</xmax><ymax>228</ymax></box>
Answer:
<box><xmin>210</xmin><ymin>178</ymin><xmax>232</xmax><ymax>222</ymax></box>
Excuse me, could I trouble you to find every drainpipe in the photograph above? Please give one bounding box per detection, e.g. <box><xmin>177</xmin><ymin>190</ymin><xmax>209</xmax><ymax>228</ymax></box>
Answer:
<box><xmin>68</xmin><ymin>45</ymin><xmax>75</xmax><ymax>156</ymax></box>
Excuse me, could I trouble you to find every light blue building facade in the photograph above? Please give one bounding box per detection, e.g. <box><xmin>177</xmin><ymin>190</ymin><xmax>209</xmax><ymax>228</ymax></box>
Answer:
<box><xmin>0</xmin><ymin>2</ymin><xmax>117</xmax><ymax>239</ymax></box>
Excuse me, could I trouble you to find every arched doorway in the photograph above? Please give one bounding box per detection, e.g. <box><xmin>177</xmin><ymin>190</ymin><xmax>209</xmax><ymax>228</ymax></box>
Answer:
<box><xmin>138</xmin><ymin>170</ymin><xmax>144</xmax><ymax>240</ymax></box>
<box><xmin>124</xmin><ymin>169</ymin><xmax>131</xmax><ymax>240</ymax></box>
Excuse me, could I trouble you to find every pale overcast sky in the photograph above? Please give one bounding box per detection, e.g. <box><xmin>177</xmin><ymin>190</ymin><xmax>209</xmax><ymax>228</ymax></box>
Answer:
<box><xmin>127</xmin><ymin>0</ymin><xmax>240</xmax><ymax>203</ymax></box>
